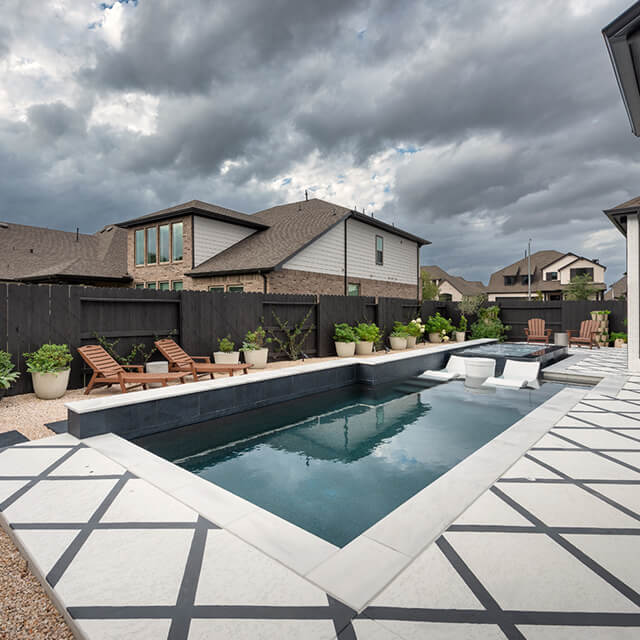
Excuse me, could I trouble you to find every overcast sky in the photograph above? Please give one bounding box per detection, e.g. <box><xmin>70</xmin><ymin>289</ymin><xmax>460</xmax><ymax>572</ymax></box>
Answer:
<box><xmin>0</xmin><ymin>0</ymin><xmax>634</xmax><ymax>285</ymax></box>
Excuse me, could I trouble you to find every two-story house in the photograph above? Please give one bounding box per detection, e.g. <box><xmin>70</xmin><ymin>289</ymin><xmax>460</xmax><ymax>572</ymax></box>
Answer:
<box><xmin>487</xmin><ymin>250</ymin><xmax>607</xmax><ymax>301</ymax></box>
<box><xmin>116</xmin><ymin>198</ymin><xmax>430</xmax><ymax>297</ymax></box>
<box><xmin>421</xmin><ymin>265</ymin><xmax>486</xmax><ymax>301</ymax></box>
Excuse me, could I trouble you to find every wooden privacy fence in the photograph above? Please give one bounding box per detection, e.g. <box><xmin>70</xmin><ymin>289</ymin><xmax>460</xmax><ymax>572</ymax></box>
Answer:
<box><xmin>0</xmin><ymin>283</ymin><xmax>421</xmax><ymax>396</ymax></box>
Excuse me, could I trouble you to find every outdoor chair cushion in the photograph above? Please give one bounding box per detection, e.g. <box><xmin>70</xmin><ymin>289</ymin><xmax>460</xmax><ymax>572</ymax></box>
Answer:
<box><xmin>419</xmin><ymin>355</ymin><xmax>467</xmax><ymax>381</ymax></box>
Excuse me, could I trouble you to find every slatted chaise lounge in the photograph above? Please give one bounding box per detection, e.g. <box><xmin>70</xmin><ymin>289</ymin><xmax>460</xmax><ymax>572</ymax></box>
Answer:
<box><xmin>567</xmin><ymin>320</ymin><xmax>601</xmax><ymax>349</ymax></box>
<box><xmin>154</xmin><ymin>339</ymin><xmax>253</xmax><ymax>379</ymax></box>
<box><xmin>78</xmin><ymin>345</ymin><xmax>189</xmax><ymax>394</ymax></box>
<box><xmin>524</xmin><ymin>318</ymin><xmax>552</xmax><ymax>344</ymax></box>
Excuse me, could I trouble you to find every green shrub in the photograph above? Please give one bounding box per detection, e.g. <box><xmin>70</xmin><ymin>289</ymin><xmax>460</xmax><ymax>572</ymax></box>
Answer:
<box><xmin>457</xmin><ymin>315</ymin><xmax>468</xmax><ymax>332</ymax></box>
<box><xmin>23</xmin><ymin>344</ymin><xmax>72</xmax><ymax>374</ymax></box>
<box><xmin>406</xmin><ymin>318</ymin><xmax>425</xmax><ymax>338</ymax></box>
<box><xmin>333</xmin><ymin>323</ymin><xmax>357</xmax><ymax>343</ymax></box>
<box><xmin>424</xmin><ymin>313</ymin><xmax>453</xmax><ymax>335</ymax></box>
<box><xmin>470</xmin><ymin>306</ymin><xmax>510</xmax><ymax>341</ymax></box>
<box><xmin>390</xmin><ymin>323</ymin><xmax>409</xmax><ymax>338</ymax></box>
<box><xmin>217</xmin><ymin>336</ymin><xmax>235</xmax><ymax>353</ymax></box>
<box><xmin>0</xmin><ymin>350</ymin><xmax>20</xmax><ymax>389</ymax></box>
<box><xmin>354</xmin><ymin>322</ymin><xmax>381</xmax><ymax>343</ymax></box>
<box><xmin>610</xmin><ymin>332</ymin><xmax>627</xmax><ymax>344</ymax></box>
<box><xmin>459</xmin><ymin>294</ymin><xmax>486</xmax><ymax>317</ymax></box>
<box><xmin>240</xmin><ymin>326</ymin><xmax>271</xmax><ymax>351</ymax></box>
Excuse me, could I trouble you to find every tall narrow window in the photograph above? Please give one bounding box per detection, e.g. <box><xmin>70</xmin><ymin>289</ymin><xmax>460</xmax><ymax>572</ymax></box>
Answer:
<box><xmin>146</xmin><ymin>227</ymin><xmax>157</xmax><ymax>264</ymax></box>
<box><xmin>159</xmin><ymin>281</ymin><xmax>170</xmax><ymax>291</ymax></box>
<box><xmin>375</xmin><ymin>236</ymin><xmax>384</xmax><ymax>265</ymax></box>
<box><xmin>135</xmin><ymin>230</ymin><xmax>144</xmax><ymax>266</ymax></box>
<box><xmin>172</xmin><ymin>281</ymin><xmax>183</xmax><ymax>291</ymax></box>
<box><xmin>172</xmin><ymin>222</ymin><xmax>183</xmax><ymax>261</ymax></box>
<box><xmin>158</xmin><ymin>224</ymin><xmax>170</xmax><ymax>263</ymax></box>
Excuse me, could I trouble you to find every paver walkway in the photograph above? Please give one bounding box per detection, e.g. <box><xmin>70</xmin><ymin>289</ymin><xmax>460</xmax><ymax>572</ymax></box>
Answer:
<box><xmin>0</xmin><ymin>374</ymin><xmax>639</xmax><ymax>639</ymax></box>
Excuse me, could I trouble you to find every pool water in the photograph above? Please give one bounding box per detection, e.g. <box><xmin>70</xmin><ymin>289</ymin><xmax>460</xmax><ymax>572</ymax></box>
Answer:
<box><xmin>460</xmin><ymin>342</ymin><xmax>553</xmax><ymax>357</ymax></box>
<box><xmin>136</xmin><ymin>379</ymin><xmax>565</xmax><ymax>547</ymax></box>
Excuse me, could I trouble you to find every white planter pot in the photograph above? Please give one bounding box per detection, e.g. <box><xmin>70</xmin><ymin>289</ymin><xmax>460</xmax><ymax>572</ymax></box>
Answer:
<box><xmin>389</xmin><ymin>336</ymin><xmax>407</xmax><ymax>350</ymax></box>
<box><xmin>464</xmin><ymin>357</ymin><xmax>495</xmax><ymax>380</ymax></box>
<box><xmin>355</xmin><ymin>341</ymin><xmax>373</xmax><ymax>355</ymax></box>
<box><xmin>335</xmin><ymin>341</ymin><xmax>356</xmax><ymax>357</ymax></box>
<box><xmin>455</xmin><ymin>331</ymin><xmax>466</xmax><ymax>342</ymax></box>
<box><xmin>406</xmin><ymin>336</ymin><xmax>417</xmax><ymax>348</ymax></box>
<box><xmin>214</xmin><ymin>351</ymin><xmax>240</xmax><ymax>364</ymax></box>
<box><xmin>428</xmin><ymin>333</ymin><xmax>442</xmax><ymax>343</ymax></box>
<box><xmin>31</xmin><ymin>369</ymin><xmax>70</xmax><ymax>400</ymax></box>
<box><xmin>614</xmin><ymin>339</ymin><xmax>626</xmax><ymax>348</ymax></box>
<box><xmin>243</xmin><ymin>348</ymin><xmax>269</xmax><ymax>368</ymax></box>
<box><xmin>145</xmin><ymin>361</ymin><xmax>169</xmax><ymax>387</ymax></box>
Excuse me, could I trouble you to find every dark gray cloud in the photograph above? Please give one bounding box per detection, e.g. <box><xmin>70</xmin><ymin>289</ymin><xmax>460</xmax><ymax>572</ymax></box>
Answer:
<box><xmin>0</xmin><ymin>0</ymin><xmax>633</xmax><ymax>286</ymax></box>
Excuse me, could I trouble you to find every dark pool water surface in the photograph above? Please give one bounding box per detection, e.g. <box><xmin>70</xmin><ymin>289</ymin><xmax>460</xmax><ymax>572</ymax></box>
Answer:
<box><xmin>135</xmin><ymin>378</ymin><xmax>564</xmax><ymax>547</ymax></box>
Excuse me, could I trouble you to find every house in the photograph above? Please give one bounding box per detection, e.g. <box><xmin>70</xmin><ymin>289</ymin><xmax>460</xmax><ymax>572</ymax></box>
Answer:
<box><xmin>486</xmin><ymin>250</ymin><xmax>607</xmax><ymax>302</ymax></box>
<box><xmin>421</xmin><ymin>265</ymin><xmax>486</xmax><ymax>301</ymax></box>
<box><xmin>115</xmin><ymin>198</ymin><xmax>430</xmax><ymax>297</ymax></box>
<box><xmin>0</xmin><ymin>221</ymin><xmax>130</xmax><ymax>286</ymax></box>
<box><xmin>605</xmin><ymin>275</ymin><xmax>627</xmax><ymax>300</ymax></box>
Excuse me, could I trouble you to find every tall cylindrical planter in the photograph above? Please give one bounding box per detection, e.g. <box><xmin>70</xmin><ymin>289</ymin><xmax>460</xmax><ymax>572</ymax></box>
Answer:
<box><xmin>243</xmin><ymin>348</ymin><xmax>269</xmax><ymax>369</ymax></box>
<box><xmin>406</xmin><ymin>336</ymin><xmax>417</xmax><ymax>348</ymax></box>
<box><xmin>455</xmin><ymin>331</ymin><xmax>465</xmax><ymax>342</ymax></box>
<box><xmin>355</xmin><ymin>341</ymin><xmax>373</xmax><ymax>355</ymax></box>
<box><xmin>389</xmin><ymin>336</ymin><xmax>407</xmax><ymax>350</ymax></box>
<box><xmin>335</xmin><ymin>342</ymin><xmax>356</xmax><ymax>357</ymax></box>
<box><xmin>31</xmin><ymin>369</ymin><xmax>70</xmax><ymax>400</ymax></box>
<box><xmin>428</xmin><ymin>333</ymin><xmax>442</xmax><ymax>343</ymax></box>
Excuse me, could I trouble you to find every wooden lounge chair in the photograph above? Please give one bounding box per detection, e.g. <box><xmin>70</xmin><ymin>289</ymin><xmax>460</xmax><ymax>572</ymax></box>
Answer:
<box><xmin>567</xmin><ymin>320</ymin><xmax>600</xmax><ymax>349</ymax></box>
<box><xmin>524</xmin><ymin>318</ymin><xmax>552</xmax><ymax>344</ymax></box>
<box><xmin>78</xmin><ymin>345</ymin><xmax>189</xmax><ymax>394</ymax></box>
<box><xmin>154</xmin><ymin>339</ymin><xmax>252</xmax><ymax>379</ymax></box>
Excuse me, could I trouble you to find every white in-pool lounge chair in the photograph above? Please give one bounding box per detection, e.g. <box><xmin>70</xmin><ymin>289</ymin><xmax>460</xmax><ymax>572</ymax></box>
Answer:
<box><xmin>482</xmin><ymin>359</ymin><xmax>540</xmax><ymax>389</ymax></box>
<box><xmin>419</xmin><ymin>355</ymin><xmax>467</xmax><ymax>381</ymax></box>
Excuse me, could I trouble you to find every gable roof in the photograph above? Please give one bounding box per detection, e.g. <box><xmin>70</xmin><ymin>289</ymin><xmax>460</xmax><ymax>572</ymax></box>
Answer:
<box><xmin>189</xmin><ymin>198</ymin><xmax>430</xmax><ymax>276</ymax></box>
<box><xmin>488</xmin><ymin>250</ymin><xmax>606</xmax><ymax>293</ymax></box>
<box><xmin>116</xmin><ymin>199</ymin><xmax>268</xmax><ymax>231</ymax></box>
<box><xmin>421</xmin><ymin>265</ymin><xmax>486</xmax><ymax>296</ymax></box>
<box><xmin>0</xmin><ymin>222</ymin><xmax>130</xmax><ymax>283</ymax></box>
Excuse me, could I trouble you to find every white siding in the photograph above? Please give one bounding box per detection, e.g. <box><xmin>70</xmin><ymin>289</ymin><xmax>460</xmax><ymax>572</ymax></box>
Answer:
<box><xmin>541</xmin><ymin>254</ymin><xmax>576</xmax><ymax>279</ymax></box>
<box><xmin>282</xmin><ymin>222</ymin><xmax>345</xmax><ymax>275</ymax></box>
<box><xmin>558</xmin><ymin>259</ymin><xmax>605</xmax><ymax>285</ymax></box>
<box><xmin>346</xmin><ymin>218</ymin><xmax>417</xmax><ymax>285</ymax></box>
<box><xmin>193</xmin><ymin>216</ymin><xmax>256</xmax><ymax>267</ymax></box>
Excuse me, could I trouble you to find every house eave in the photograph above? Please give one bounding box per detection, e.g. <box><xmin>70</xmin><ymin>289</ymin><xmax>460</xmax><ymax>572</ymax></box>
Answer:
<box><xmin>116</xmin><ymin>207</ymin><xmax>269</xmax><ymax>231</ymax></box>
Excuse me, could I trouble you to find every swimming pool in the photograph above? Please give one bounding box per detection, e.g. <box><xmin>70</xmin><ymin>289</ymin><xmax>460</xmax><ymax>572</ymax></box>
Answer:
<box><xmin>458</xmin><ymin>341</ymin><xmax>567</xmax><ymax>373</ymax></box>
<box><xmin>136</xmin><ymin>377</ymin><xmax>566</xmax><ymax>546</ymax></box>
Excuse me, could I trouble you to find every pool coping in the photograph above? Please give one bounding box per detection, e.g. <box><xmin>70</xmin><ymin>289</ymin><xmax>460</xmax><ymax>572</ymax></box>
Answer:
<box><xmin>82</xmin><ymin>378</ymin><xmax>588</xmax><ymax>611</ymax></box>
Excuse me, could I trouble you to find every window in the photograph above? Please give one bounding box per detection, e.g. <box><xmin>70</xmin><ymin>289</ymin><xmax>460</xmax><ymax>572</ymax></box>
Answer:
<box><xmin>146</xmin><ymin>282</ymin><xmax>157</xmax><ymax>290</ymax></box>
<box><xmin>135</xmin><ymin>230</ymin><xmax>145</xmax><ymax>266</ymax></box>
<box><xmin>172</xmin><ymin>222</ymin><xmax>183</xmax><ymax>262</ymax></box>
<box><xmin>209</xmin><ymin>286</ymin><xmax>224</xmax><ymax>292</ymax></box>
<box><xmin>503</xmin><ymin>275</ymin><xmax>516</xmax><ymax>286</ymax></box>
<box><xmin>135</xmin><ymin>282</ymin><xmax>145</xmax><ymax>289</ymax></box>
<box><xmin>172</xmin><ymin>281</ymin><xmax>183</xmax><ymax>291</ymax></box>
<box><xmin>158</xmin><ymin>224</ymin><xmax>170</xmax><ymax>263</ymax></box>
<box><xmin>146</xmin><ymin>228</ymin><xmax>157</xmax><ymax>264</ymax></box>
<box><xmin>570</xmin><ymin>267</ymin><xmax>594</xmax><ymax>280</ymax></box>
<box><xmin>520</xmin><ymin>275</ymin><xmax>530</xmax><ymax>286</ymax></box>
<box><xmin>546</xmin><ymin>272</ymin><xmax>558</xmax><ymax>281</ymax></box>
<box><xmin>159</xmin><ymin>281</ymin><xmax>170</xmax><ymax>291</ymax></box>
<box><xmin>439</xmin><ymin>293</ymin><xmax>453</xmax><ymax>301</ymax></box>
<box><xmin>227</xmin><ymin>285</ymin><xmax>244</xmax><ymax>292</ymax></box>
<box><xmin>375</xmin><ymin>236</ymin><xmax>384</xmax><ymax>265</ymax></box>
<box><xmin>347</xmin><ymin>283</ymin><xmax>360</xmax><ymax>296</ymax></box>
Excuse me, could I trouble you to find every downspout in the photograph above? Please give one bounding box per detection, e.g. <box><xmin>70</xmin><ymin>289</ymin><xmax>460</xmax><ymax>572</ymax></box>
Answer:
<box><xmin>261</xmin><ymin>272</ymin><xmax>268</xmax><ymax>294</ymax></box>
<box><xmin>416</xmin><ymin>244</ymin><xmax>421</xmax><ymax>301</ymax></box>
<box><xmin>344</xmin><ymin>218</ymin><xmax>348</xmax><ymax>295</ymax></box>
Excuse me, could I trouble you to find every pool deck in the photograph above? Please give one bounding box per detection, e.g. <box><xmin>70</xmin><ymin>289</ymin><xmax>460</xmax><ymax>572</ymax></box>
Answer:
<box><xmin>0</xmin><ymin>347</ymin><xmax>639</xmax><ymax>639</ymax></box>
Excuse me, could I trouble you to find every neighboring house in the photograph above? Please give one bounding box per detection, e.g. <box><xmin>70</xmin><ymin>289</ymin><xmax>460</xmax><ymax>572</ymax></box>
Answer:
<box><xmin>116</xmin><ymin>198</ymin><xmax>430</xmax><ymax>297</ymax></box>
<box><xmin>605</xmin><ymin>275</ymin><xmax>627</xmax><ymax>300</ymax></box>
<box><xmin>487</xmin><ymin>250</ymin><xmax>607</xmax><ymax>301</ymax></box>
<box><xmin>0</xmin><ymin>221</ymin><xmax>130</xmax><ymax>286</ymax></box>
<box><xmin>421</xmin><ymin>265</ymin><xmax>486</xmax><ymax>301</ymax></box>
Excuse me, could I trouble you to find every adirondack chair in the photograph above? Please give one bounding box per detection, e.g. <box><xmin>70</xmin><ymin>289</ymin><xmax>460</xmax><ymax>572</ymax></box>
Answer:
<box><xmin>155</xmin><ymin>339</ymin><xmax>252</xmax><ymax>379</ymax></box>
<box><xmin>567</xmin><ymin>320</ymin><xmax>601</xmax><ymax>349</ymax></box>
<box><xmin>524</xmin><ymin>318</ymin><xmax>552</xmax><ymax>344</ymax></box>
<box><xmin>78</xmin><ymin>345</ymin><xmax>189</xmax><ymax>394</ymax></box>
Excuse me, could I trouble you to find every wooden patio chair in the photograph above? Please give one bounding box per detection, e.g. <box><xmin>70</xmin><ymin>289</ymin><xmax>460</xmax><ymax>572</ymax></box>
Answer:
<box><xmin>524</xmin><ymin>318</ymin><xmax>552</xmax><ymax>344</ymax></box>
<box><xmin>567</xmin><ymin>320</ymin><xmax>601</xmax><ymax>349</ymax></box>
<box><xmin>154</xmin><ymin>339</ymin><xmax>252</xmax><ymax>379</ymax></box>
<box><xmin>78</xmin><ymin>345</ymin><xmax>190</xmax><ymax>394</ymax></box>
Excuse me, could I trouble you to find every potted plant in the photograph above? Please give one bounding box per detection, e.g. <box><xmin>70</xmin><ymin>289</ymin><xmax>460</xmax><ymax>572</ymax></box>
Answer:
<box><xmin>214</xmin><ymin>336</ymin><xmax>240</xmax><ymax>364</ymax></box>
<box><xmin>425</xmin><ymin>313</ymin><xmax>453</xmax><ymax>343</ymax></box>
<box><xmin>611</xmin><ymin>331</ymin><xmax>627</xmax><ymax>348</ymax></box>
<box><xmin>0</xmin><ymin>350</ymin><xmax>20</xmax><ymax>401</ymax></box>
<box><xmin>455</xmin><ymin>315</ymin><xmax>467</xmax><ymax>342</ymax></box>
<box><xmin>23</xmin><ymin>343</ymin><xmax>72</xmax><ymax>400</ymax></box>
<box><xmin>389</xmin><ymin>325</ymin><xmax>408</xmax><ymax>350</ymax></box>
<box><xmin>240</xmin><ymin>326</ymin><xmax>271</xmax><ymax>369</ymax></box>
<box><xmin>354</xmin><ymin>322</ymin><xmax>381</xmax><ymax>354</ymax></box>
<box><xmin>333</xmin><ymin>323</ymin><xmax>357</xmax><ymax>357</ymax></box>
<box><xmin>405</xmin><ymin>318</ymin><xmax>425</xmax><ymax>348</ymax></box>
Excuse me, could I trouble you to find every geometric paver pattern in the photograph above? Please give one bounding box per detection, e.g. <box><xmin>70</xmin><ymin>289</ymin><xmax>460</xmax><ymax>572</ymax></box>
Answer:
<box><xmin>565</xmin><ymin>345</ymin><xmax>630</xmax><ymax>378</ymax></box>
<box><xmin>1</xmin><ymin>375</ymin><xmax>640</xmax><ymax>639</ymax></box>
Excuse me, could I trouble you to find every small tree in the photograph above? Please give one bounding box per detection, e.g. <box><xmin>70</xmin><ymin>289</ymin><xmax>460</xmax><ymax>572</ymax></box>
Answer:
<box><xmin>459</xmin><ymin>293</ymin><xmax>486</xmax><ymax>317</ymax></box>
<box><xmin>421</xmin><ymin>270</ymin><xmax>439</xmax><ymax>301</ymax></box>
<box><xmin>564</xmin><ymin>274</ymin><xmax>598</xmax><ymax>301</ymax></box>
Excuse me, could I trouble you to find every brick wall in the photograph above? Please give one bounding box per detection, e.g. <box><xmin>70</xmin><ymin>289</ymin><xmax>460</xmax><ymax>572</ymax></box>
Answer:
<box><xmin>266</xmin><ymin>268</ymin><xmax>419</xmax><ymax>299</ymax></box>
<box><xmin>189</xmin><ymin>273</ymin><xmax>264</xmax><ymax>293</ymax></box>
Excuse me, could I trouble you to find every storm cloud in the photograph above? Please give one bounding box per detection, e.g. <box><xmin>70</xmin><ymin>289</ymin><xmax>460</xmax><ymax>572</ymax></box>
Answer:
<box><xmin>0</xmin><ymin>0</ymin><xmax>633</xmax><ymax>284</ymax></box>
